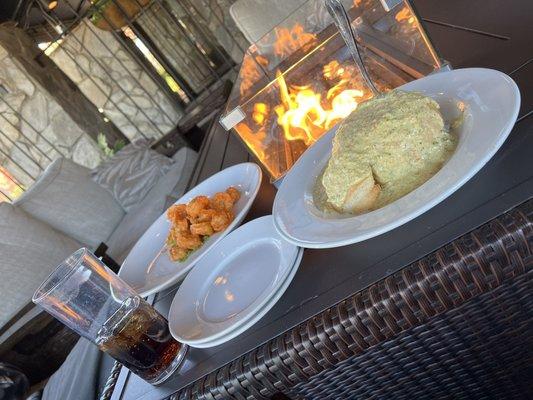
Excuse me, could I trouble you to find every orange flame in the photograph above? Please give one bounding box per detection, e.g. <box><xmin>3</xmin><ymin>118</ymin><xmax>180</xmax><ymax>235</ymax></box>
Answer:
<box><xmin>395</xmin><ymin>6</ymin><xmax>418</xmax><ymax>28</ymax></box>
<box><xmin>237</xmin><ymin>59</ymin><xmax>369</xmax><ymax>163</ymax></box>
<box><xmin>252</xmin><ymin>103</ymin><xmax>269</xmax><ymax>125</ymax></box>
<box><xmin>273</xmin><ymin>66</ymin><xmax>364</xmax><ymax>145</ymax></box>
<box><xmin>239</xmin><ymin>55</ymin><xmax>269</xmax><ymax>97</ymax></box>
<box><xmin>236</xmin><ymin>122</ymin><xmax>267</xmax><ymax>162</ymax></box>
<box><xmin>273</xmin><ymin>24</ymin><xmax>317</xmax><ymax>58</ymax></box>
<box><xmin>239</xmin><ymin>24</ymin><xmax>316</xmax><ymax>97</ymax></box>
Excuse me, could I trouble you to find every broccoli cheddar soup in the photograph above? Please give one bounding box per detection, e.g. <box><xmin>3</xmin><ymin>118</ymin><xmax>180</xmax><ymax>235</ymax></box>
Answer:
<box><xmin>314</xmin><ymin>90</ymin><xmax>457</xmax><ymax>215</ymax></box>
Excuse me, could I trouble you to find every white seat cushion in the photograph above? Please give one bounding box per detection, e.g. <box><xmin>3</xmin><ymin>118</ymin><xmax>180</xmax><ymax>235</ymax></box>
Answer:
<box><xmin>14</xmin><ymin>158</ymin><xmax>125</xmax><ymax>249</ymax></box>
<box><xmin>0</xmin><ymin>202</ymin><xmax>81</xmax><ymax>330</ymax></box>
<box><xmin>106</xmin><ymin>147</ymin><xmax>198</xmax><ymax>262</ymax></box>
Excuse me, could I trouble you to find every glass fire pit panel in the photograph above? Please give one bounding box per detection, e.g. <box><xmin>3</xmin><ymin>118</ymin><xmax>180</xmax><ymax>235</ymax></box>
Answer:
<box><xmin>221</xmin><ymin>0</ymin><xmax>443</xmax><ymax>181</ymax></box>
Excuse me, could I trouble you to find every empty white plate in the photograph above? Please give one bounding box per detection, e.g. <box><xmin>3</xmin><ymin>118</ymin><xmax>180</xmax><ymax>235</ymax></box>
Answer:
<box><xmin>119</xmin><ymin>163</ymin><xmax>262</xmax><ymax>296</ymax></box>
<box><xmin>188</xmin><ymin>247</ymin><xmax>303</xmax><ymax>348</ymax></box>
<box><xmin>273</xmin><ymin>68</ymin><xmax>520</xmax><ymax>248</ymax></box>
<box><xmin>168</xmin><ymin>215</ymin><xmax>299</xmax><ymax>345</ymax></box>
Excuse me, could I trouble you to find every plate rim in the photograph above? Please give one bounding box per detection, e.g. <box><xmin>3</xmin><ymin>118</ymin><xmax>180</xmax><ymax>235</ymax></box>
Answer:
<box><xmin>273</xmin><ymin>67</ymin><xmax>521</xmax><ymax>248</ymax></box>
<box><xmin>118</xmin><ymin>162</ymin><xmax>262</xmax><ymax>296</ymax></box>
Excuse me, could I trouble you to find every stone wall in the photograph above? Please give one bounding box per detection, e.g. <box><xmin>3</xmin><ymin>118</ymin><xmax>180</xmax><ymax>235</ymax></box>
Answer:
<box><xmin>0</xmin><ymin>24</ymin><xmax>128</xmax><ymax>150</ymax></box>
<box><xmin>0</xmin><ymin>44</ymin><xmax>103</xmax><ymax>187</ymax></box>
<box><xmin>50</xmin><ymin>21</ymin><xmax>183</xmax><ymax>141</ymax></box>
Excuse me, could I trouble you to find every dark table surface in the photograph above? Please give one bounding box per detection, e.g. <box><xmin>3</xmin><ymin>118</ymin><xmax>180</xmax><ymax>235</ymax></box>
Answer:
<box><xmin>112</xmin><ymin>1</ymin><xmax>533</xmax><ymax>398</ymax></box>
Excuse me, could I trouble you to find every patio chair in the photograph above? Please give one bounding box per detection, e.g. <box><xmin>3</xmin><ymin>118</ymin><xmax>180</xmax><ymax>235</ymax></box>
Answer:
<box><xmin>0</xmin><ymin>142</ymin><xmax>198</xmax><ymax>389</ymax></box>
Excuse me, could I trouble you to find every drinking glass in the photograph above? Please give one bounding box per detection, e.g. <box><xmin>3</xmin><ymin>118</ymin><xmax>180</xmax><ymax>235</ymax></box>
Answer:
<box><xmin>32</xmin><ymin>248</ymin><xmax>188</xmax><ymax>385</ymax></box>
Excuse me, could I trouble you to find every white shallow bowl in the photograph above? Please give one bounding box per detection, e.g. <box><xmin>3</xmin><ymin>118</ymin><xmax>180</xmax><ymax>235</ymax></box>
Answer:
<box><xmin>273</xmin><ymin>68</ymin><xmax>520</xmax><ymax>248</ymax></box>
<box><xmin>119</xmin><ymin>163</ymin><xmax>262</xmax><ymax>296</ymax></box>
<box><xmin>168</xmin><ymin>216</ymin><xmax>300</xmax><ymax>345</ymax></box>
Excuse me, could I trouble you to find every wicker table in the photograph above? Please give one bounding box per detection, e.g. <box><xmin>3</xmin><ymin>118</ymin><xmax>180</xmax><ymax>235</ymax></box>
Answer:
<box><xmin>108</xmin><ymin>1</ymin><xmax>533</xmax><ymax>399</ymax></box>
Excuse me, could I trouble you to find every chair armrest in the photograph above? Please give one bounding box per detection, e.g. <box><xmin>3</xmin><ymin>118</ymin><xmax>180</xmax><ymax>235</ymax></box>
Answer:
<box><xmin>14</xmin><ymin>158</ymin><xmax>124</xmax><ymax>248</ymax></box>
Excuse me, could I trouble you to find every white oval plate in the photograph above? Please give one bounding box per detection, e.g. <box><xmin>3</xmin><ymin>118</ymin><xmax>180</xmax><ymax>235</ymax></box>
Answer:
<box><xmin>119</xmin><ymin>163</ymin><xmax>262</xmax><ymax>296</ymax></box>
<box><xmin>168</xmin><ymin>216</ymin><xmax>299</xmax><ymax>344</ymax></box>
<box><xmin>188</xmin><ymin>248</ymin><xmax>303</xmax><ymax>348</ymax></box>
<box><xmin>273</xmin><ymin>68</ymin><xmax>520</xmax><ymax>248</ymax></box>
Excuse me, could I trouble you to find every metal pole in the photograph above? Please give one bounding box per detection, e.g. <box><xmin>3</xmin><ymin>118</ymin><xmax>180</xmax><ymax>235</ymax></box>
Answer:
<box><xmin>75</xmin><ymin>17</ymin><xmax>179</xmax><ymax>125</ymax></box>
<box><xmin>0</xmin><ymin>164</ymin><xmax>26</xmax><ymax>192</ymax></box>
<box><xmin>92</xmin><ymin>0</ymin><xmax>194</xmax><ymax>99</ymax></box>
<box><xmin>109</xmin><ymin>0</ymin><xmax>208</xmax><ymax>84</ymax></box>
<box><xmin>134</xmin><ymin>0</ymin><xmax>231</xmax><ymax>98</ymax></box>
<box><xmin>155</xmin><ymin>0</ymin><xmax>221</xmax><ymax>81</ymax></box>
<box><xmin>138</xmin><ymin>0</ymin><xmax>221</xmax><ymax>90</ymax></box>
<box><xmin>35</xmin><ymin>0</ymin><xmax>94</xmax><ymax>57</ymax></box>
<box><xmin>171</xmin><ymin>0</ymin><xmax>236</xmax><ymax>69</ymax></box>
<box><xmin>126</xmin><ymin>22</ymin><xmax>197</xmax><ymax>99</ymax></box>
<box><xmin>0</xmin><ymin>188</ymin><xmax>13</xmax><ymax>202</ymax></box>
<box><xmin>131</xmin><ymin>6</ymin><xmax>208</xmax><ymax>91</ymax></box>
<box><xmin>127</xmin><ymin>0</ymin><xmax>212</xmax><ymax>93</ymax></box>
<box><xmin>181</xmin><ymin>0</ymin><xmax>247</xmax><ymax>56</ymax></box>
<box><xmin>107</xmin><ymin>0</ymin><xmax>213</xmax><ymax>97</ymax></box>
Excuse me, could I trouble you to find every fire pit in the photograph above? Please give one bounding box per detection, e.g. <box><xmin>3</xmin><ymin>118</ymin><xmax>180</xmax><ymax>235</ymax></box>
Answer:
<box><xmin>221</xmin><ymin>0</ymin><xmax>445</xmax><ymax>182</ymax></box>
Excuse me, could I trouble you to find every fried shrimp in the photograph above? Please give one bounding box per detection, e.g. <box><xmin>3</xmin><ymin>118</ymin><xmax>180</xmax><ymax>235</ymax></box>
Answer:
<box><xmin>211</xmin><ymin>210</ymin><xmax>232</xmax><ymax>232</ymax></box>
<box><xmin>167</xmin><ymin>225</ymin><xmax>180</xmax><ymax>244</ymax></box>
<box><xmin>196</xmin><ymin>208</ymin><xmax>216</xmax><ymax>223</ymax></box>
<box><xmin>226</xmin><ymin>186</ymin><xmax>241</xmax><ymax>203</ymax></box>
<box><xmin>190</xmin><ymin>222</ymin><xmax>214</xmax><ymax>236</ymax></box>
<box><xmin>186</xmin><ymin>196</ymin><xmax>209</xmax><ymax>219</ymax></box>
<box><xmin>174</xmin><ymin>217</ymin><xmax>189</xmax><ymax>232</ymax></box>
<box><xmin>169</xmin><ymin>246</ymin><xmax>188</xmax><ymax>262</ymax></box>
<box><xmin>175</xmin><ymin>231</ymin><xmax>202</xmax><ymax>250</ymax></box>
<box><xmin>210</xmin><ymin>192</ymin><xmax>233</xmax><ymax>211</ymax></box>
<box><xmin>165</xmin><ymin>187</ymin><xmax>240</xmax><ymax>261</ymax></box>
<box><xmin>167</xmin><ymin>204</ymin><xmax>187</xmax><ymax>222</ymax></box>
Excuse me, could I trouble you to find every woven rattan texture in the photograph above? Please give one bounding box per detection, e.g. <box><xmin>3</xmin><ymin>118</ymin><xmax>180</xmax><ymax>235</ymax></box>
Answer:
<box><xmin>171</xmin><ymin>200</ymin><xmax>532</xmax><ymax>400</ymax></box>
<box><xmin>100</xmin><ymin>361</ymin><xmax>122</xmax><ymax>400</ymax></box>
<box><xmin>289</xmin><ymin>272</ymin><xmax>532</xmax><ymax>399</ymax></box>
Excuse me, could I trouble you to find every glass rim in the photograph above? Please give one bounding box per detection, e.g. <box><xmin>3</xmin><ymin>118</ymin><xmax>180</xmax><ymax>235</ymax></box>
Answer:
<box><xmin>32</xmin><ymin>247</ymin><xmax>89</xmax><ymax>304</ymax></box>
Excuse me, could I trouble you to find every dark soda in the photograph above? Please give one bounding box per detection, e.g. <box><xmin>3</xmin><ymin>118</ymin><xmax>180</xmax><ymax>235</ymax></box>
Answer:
<box><xmin>96</xmin><ymin>296</ymin><xmax>182</xmax><ymax>383</ymax></box>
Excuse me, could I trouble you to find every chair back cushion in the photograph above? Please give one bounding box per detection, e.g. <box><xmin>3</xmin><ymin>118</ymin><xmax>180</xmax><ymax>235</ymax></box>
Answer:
<box><xmin>91</xmin><ymin>140</ymin><xmax>174</xmax><ymax>212</ymax></box>
<box><xmin>14</xmin><ymin>158</ymin><xmax>124</xmax><ymax>248</ymax></box>
<box><xmin>0</xmin><ymin>202</ymin><xmax>81</xmax><ymax>330</ymax></box>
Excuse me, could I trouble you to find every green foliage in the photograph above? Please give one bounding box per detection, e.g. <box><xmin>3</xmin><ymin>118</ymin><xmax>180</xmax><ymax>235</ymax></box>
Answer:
<box><xmin>89</xmin><ymin>0</ymin><xmax>111</xmax><ymax>24</ymax></box>
<box><xmin>114</xmin><ymin>139</ymin><xmax>126</xmax><ymax>153</ymax></box>
<box><xmin>97</xmin><ymin>133</ymin><xmax>126</xmax><ymax>158</ymax></box>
